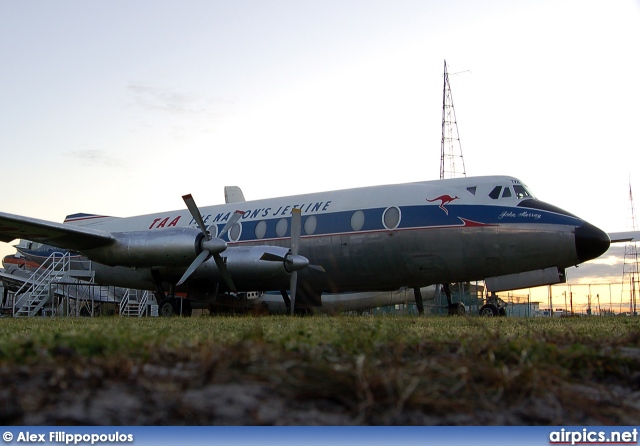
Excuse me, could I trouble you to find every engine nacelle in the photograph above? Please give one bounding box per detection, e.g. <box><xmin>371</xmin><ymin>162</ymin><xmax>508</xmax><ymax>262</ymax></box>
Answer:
<box><xmin>485</xmin><ymin>266</ymin><xmax>566</xmax><ymax>292</ymax></box>
<box><xmin>190</xmin><ymin>245</ymin><xmax>308</xmax><ymax>291</ymax></box>
<box><xmin>82</xmin><ymin>227</ymin><xmax>218</xmax><ymax>267</ymax></box>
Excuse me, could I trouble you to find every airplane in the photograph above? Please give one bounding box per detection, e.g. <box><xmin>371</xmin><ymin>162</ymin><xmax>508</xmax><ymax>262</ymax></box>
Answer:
<box><xmin>0</xmin><ymin>175</ymin><xmax>613</xmax><ymax>317</ymax></box>
<box><xmin>0</xmin><ymin>238</ymin><xmax>440</xmax><ymax>315</ymax></box>
<box><xmin>2</xmin><ymin>235</ymin><xmax>451</xmax><ymax>315</ymax></box>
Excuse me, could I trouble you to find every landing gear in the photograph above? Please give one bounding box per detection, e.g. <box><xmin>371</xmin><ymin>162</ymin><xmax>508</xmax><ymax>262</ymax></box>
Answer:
<box><xmin>158</xmin><ymin>296</ymin><xmax>192</xmax><ymax>317</ymax></box>
<box><xmin>153</xmin><ymin>272</ymin><xmax>175</xmax><ymax>317</ymax></box>
<box><xmin>413</xmin><ymin>287</ymin><xmax>425</xmax><ymax>316</ymax></box>
<box><xmin>479</xmin><ymin>303</ymin><xmax>499</xmax><ymax>317</ymax></box>
<box><xmin>448</xmin><ymin>302</ymin><xmax>466</xmax><ymax>316</ymax></box>
<box><xmin>478</xmin><ymin>293</ymin><xmax>507</xmax><ymax>317</ymax></box>
<box><xmin>441</xmin><ymin>283</ymin><xmax>466</xmax><ymax>316</ymax></box>
<box><xmin>152</xmin><ymin>270</ymin><xmax>192</xmax><ymax>317</ymax></box>
<box><xmin>159</xmin><ymin>297</ymin><xmax>177</xmax><ymax>317</ymax></box>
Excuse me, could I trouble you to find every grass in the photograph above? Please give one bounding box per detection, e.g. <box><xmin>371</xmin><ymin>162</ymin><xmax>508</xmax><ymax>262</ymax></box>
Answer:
<box><xmin>0</xmin><ymin>315</ymin><xmax>639</xmax><ymax>424</ymax></box>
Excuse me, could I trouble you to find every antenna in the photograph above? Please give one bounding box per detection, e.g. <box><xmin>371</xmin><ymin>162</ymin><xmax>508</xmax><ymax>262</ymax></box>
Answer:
<box><xmin>621</xmin><ymin>179</ymin><xmax>638</xmax><ymax>316</ymax></box>
<box><xmin>440</xmin><ymin>60</ymin><xmax>467</xmax><ymax>180</ymax></box>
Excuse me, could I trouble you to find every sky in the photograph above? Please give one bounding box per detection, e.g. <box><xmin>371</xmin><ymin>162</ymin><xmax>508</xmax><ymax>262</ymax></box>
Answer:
<box><xmin>1</xmin><ymin>0</ymin><xmax>639</xmax><ymax>300</ymax></box>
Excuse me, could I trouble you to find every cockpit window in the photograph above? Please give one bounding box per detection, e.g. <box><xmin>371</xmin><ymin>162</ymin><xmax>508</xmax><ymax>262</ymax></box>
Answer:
<box><xmin>467</xmin><ymin>186</ymin><xmax>476</xmax><ymax>195</ymax></box>
<box><xmin>489</xmin><ymin>186</ymin><xmax>502</xmax><ymax>199</ymax></box>
<box><xmin>502</xmin><ymin>187</ymin><xmax>512</xmax><ymax>198</ymax></box>
<box><xmin>514</xmin><ymin>185</ymin><xmax>532</xmax><ymax>199</ymax></box>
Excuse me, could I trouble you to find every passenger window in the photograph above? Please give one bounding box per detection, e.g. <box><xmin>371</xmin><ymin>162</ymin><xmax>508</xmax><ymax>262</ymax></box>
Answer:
<box><xmin>383</xmin><ymin>206</ymin><xmax>401</xmax><ymax>230</ymax></box>
<box><xmin>502</xmin><ymin>187</ymin><xmax>512</xmax><ymax>198</ymax></box>
<box><xmin>304</xmin><ymin>215</ymin><xmax>317</xmax><ymax>235</ymax></box>
<box><xmin>489</xmin><ymin>186</ymin><xmax>502</xmax><ymax>199</ymax></box>
<box><xmin>276</xmin><ymin>218</ymin><xmax>288</xmax><ymax>237</ymax></box>
<box><xmin>351</xmin><ymin>210</ymin><xmax>365</xmax><ymax>231</ymax></box>
<box><xmin>255</xmin><ymin>220</ymin><xmax>267</xmax><ymax>239</ymax></box>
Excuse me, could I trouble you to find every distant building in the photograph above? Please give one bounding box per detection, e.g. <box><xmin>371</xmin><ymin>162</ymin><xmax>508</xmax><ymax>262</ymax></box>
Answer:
<box><xmin>505</xmin><ymin>301</ymin><xmax>541</xmax><ymax>317</ymax></box>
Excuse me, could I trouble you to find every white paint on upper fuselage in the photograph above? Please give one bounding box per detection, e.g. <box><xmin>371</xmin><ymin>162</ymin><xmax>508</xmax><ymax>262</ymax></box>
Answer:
<box><xmin>64</xmin><ymin>176</ymin><xmax>535</xmax><ymax>233</ymax></box>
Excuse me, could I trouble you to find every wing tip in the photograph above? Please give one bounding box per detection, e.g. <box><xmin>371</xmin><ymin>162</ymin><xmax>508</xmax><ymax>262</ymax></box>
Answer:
<box><xmin>64</xmin><ymin>213</ymin><xmax>111</xmax><ymax>223</ymax></box>
<box><xmin>608</xmin><ymin>231</ymin><xmax>640</xmax><ymax>243</ymax></box>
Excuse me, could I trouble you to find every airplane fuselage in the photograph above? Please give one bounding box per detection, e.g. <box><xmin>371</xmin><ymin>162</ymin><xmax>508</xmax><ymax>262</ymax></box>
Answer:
<box><xmin>59</xmin><ymin>175</ymin><xmax>609</xmax><ymax>305</ymax></box>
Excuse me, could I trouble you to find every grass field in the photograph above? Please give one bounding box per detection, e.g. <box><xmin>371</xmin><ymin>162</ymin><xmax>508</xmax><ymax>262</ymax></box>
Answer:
<box><xmin>0</xmin><ymin>315</ymin><xmax>638</xmax><ymax>425</ymax></box>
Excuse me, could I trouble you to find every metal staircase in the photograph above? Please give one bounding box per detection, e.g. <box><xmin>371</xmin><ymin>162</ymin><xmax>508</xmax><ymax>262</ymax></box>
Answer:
<box><xmin>119</xmin><ymin>288</ymin><xmax>150</xmax><ymax>317</ymax></box>
<box><xmin>8</xmin><ymin>251</ymin><xmax>157</xmax><ymax>317</ymax></box>
<box><xmin>12</xmin><ymin>252</ymin><xmax>88</xmax><ymax>317</ymax></box>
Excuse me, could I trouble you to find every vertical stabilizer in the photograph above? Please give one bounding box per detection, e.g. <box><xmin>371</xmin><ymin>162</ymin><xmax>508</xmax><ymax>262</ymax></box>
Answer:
<box><xmin>224</xmin><ymin>186</ymin><xmax>246</xmax><ymax>204</ymax></box>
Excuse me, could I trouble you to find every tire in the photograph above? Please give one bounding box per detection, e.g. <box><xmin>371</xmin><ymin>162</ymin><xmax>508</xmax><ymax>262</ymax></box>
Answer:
<box><xmin>159</xmin><ymin>298</ymin><xmax>176</xmax><ymax>317</ymax></box>
<box><xmin>448</xmin><ymin>302</ymin><xmax>466</xmax><ymax>316</ymax></box>
<box><xmin>479</xmin><ymin>303</ymin><xmax>499</xmax><ymax>317</ymax></box>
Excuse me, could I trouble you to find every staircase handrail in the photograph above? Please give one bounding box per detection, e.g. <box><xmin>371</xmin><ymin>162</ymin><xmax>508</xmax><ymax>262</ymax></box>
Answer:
<box><xmin>13</xmin><ymin>252</ymin><xmax>71</xmax><ymax>315</ymax></box>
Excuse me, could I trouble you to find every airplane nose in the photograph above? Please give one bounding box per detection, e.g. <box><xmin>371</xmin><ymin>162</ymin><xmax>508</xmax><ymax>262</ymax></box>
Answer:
<box><xmin>575</xmin><ymin>222</ymin><xmax>610</xmax><ymax>263</ymax></box>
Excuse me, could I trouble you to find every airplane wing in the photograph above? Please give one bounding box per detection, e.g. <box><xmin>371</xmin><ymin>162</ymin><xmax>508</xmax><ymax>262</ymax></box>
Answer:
<box><xmin>0</xmin><ymin>211</ymin><xmax>113</xmax><ymax>252</ymax></box>
<box><xmin>0</xmin><ymin>268</ymin><xmax>33</xmax><ymax>289</ymax></box>
<box><xmin>609</xmin><ymin>231</ymin><xmax>640</xmax><ymax>243</ymax></box>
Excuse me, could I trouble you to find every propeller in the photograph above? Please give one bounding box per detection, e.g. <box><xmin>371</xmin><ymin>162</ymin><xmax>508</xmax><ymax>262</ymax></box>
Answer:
<box><xmin>258</xmin><ymin>209</ymin><xmax>308</xmax><ymax>313</ymax></box>
<box><xmin>289</xmin><ymin>208</ymin><xmax>302</xmax><ymax>315</ymax></box>
<box><xmin>177</xmin><ymin>194</ymin><xmax>242</xmax><ymax>290</ymax></box>
<box><xmin>257</xmin><ymin>209</ymin><xmax>326</xmax><ymax>314</ymax></box>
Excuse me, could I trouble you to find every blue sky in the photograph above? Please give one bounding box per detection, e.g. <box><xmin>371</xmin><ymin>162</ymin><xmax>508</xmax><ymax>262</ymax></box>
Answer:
<box><xmin>1</xmin><ymin>0</ymin><xmax>639</xmax><ymax>287</ymax></box>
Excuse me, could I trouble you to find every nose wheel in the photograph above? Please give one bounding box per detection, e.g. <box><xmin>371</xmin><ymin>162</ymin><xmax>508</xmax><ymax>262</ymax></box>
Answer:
<box><xmin>479</xmin><ymin>293</ymin><xmax>507</xmax><ymax>317</ymax></box>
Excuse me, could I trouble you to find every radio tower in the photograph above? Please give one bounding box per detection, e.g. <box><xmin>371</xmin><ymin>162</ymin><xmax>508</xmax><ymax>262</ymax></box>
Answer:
<box><xmin>621</xmin><ymin>180</ymin><xmax>639</xmax><ymax>316</ymax></box>
<box><xmin>437</xmin><ymin>60</ymin><xmax>470</xmax><ymax>316</ymax></box>
<box><xmin>440</xmin><ymin>60</ymin><xmax>466</xmax><ymax>179</ymax></box>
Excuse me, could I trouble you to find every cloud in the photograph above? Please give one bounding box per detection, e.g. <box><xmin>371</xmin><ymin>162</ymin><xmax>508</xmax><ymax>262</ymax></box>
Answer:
<box><xmin>124</xmin><ymin>84</ymin><xmax>229</xmax><ymax>141</ymax></box>
<box><xmin>67</xmin><ymin>149</ymin><xmax>126</xmax><ymax>168</ymax></box>
<box><xmin>567</xmin><ymin>244</ymin><xmax>636</xmax><ymax>284</ymax></box>
<box><xmin>126</xmin><ymin>84</ymin><xmax>223</xmax><ymax>116</ymax></box>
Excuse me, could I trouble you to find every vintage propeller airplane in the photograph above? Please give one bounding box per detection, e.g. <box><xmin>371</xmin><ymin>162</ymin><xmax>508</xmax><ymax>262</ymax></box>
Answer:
<box><xmin>0</xmin><ymin>175</ymin><xmax>613</xmax><ymax>316</ymax></box>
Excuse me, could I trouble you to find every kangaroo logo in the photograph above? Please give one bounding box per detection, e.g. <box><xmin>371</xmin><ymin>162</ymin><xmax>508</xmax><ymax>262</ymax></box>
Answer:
<box><xmin>427</xmin><ymin>195</ymin><xmax>459</xmax><ymax>215</ymax></box>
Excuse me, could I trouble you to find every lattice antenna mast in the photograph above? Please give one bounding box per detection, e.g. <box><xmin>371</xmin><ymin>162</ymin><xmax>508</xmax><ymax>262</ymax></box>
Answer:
<box><xmin>621</xmin><ymin>179</ymin><xmax>639</xmax><ymax>315</ymax></box>
<box><xmin>440</xmin><ymin>60</ymin><xmax>467</xmax><ymax>180</ymax></box>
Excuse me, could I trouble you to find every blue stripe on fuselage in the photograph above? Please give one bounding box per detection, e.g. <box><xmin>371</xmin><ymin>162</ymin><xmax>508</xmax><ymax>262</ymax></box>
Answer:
<box><xmin>209</xmin><ymin>203</ymin><xmax>582</xmax><ymax>243</ymax></box>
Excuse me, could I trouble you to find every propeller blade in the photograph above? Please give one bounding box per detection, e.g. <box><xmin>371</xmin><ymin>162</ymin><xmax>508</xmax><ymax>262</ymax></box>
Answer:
<box><xmin>290</xmin><ymin>271</ymin><xmax>298</xmax><ymax>316</ymax></box>
<box><xmin>280</xmin><ymin>290</ymin><xmax>291</xmax><ymax>312</ymax></box>
<box><xmin>177</xmin><ymin>250</ymin><xmax>210</xmax><ymax>286</ymax></box>
<box><xmin>288</xmin><ymin>209</ymin><xmax>303</xmax><ymax>315</ymax></box>
<box><xmin>291</xmin><ymin>208</ymin><xmax>301</xmax><ymax>256</ymax></box>
<box><xmin>183</xmin><ymin>194</ymin><xmax>209</xmax><ymax>237</ymax></box>
<box><xmin>218</xmin><ymin>210</ymin><xmax>244</xmax><ymax>239</ymax></box>
<box><xmin>213</xmin><ymin>253</ymin><xmax>236</xmax><ymax>292</ymax></box>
